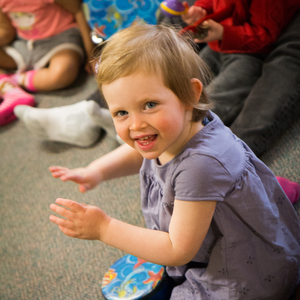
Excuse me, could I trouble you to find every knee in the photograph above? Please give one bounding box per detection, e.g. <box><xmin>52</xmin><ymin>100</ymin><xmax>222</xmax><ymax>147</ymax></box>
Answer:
<box><xmin>48</xmin><ymin>52</ymin><xmax>82</xmax><ymax>89</ymax></box>
<box><xmin>50</xmin><ymin>61</ymin><xmax>81</xmax><ymax>89</ymax></box>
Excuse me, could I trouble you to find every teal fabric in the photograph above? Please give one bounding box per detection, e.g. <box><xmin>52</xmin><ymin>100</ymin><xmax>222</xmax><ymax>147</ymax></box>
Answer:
<box><xmin>83</xmin><ymin>0</ymin><xmax>163</xmax><ymax>39</ymax></box>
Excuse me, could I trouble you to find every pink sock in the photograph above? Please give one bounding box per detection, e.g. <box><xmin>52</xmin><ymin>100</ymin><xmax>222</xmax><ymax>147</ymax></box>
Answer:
<box><xmin>10</xmin><ymin>70</ymin><xmax>38</xmax><ymax>92</ymax></box>
<box><xmin>0</xmin><ymin>76</ymin><xmax>35</xmax><ymax>125</ymax></box>
<box><xmin>276</xmin><ymin>176</ymin><xmax>300</xmax><ymax>205</ymax></box>
<box><xmin>0</xmin><ymin>74</ymin><xmax>8</xmax><ymax>80</ymax></box>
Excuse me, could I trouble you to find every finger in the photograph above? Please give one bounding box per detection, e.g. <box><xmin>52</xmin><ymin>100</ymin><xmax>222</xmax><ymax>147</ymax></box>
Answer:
<box><xmin>55</xmin><ymin>198</ymin><xmax>84</xmax><ymax>212</ymax></box>
<box><xmin>81</xmin><ymin>182</ymin><xmax>94</xmax><ymax>193</ymax></box>
<box><xmin>49</xmin><ymin>215</ymin><xmax>74</xmax><ymax>230</ymax></box>
<box><xmin>49</xmin><ymin>166</ymin><xmax>68</xmax><ymax>172</ymax></box>
<box><xmin>50</xmin><ymin>204</ymin><xmax>76</xmax><ymax>222</ymax></box>
<box><xmin>79</xmin><ymin>184</ymin><xmax>87</xmax><ymax>193</ymax></box>
<box><xmin>49</xmin><ymin>167</ymin><xmax>70</xmax><ymax>178</ymax></box>
<box><xmin>49</xmin><ymin>166</ymin><xmax>60</xmax><ymax>171</ymax></box>
<box><xmin>59</xmin><ymin>172</ymin><xmax>84</xmax><ymax>182</ymax></box>
<box><xmin>194</xmin><ymin>38</ymin><xmax>202</xmax><ymax>43</ymax></box>
<box><xmin>183</xmin><ymin>1</ymin><xmax>189</xmax><ymax>10</ymax></box>
<box><xmin>51</xmin><ymin>170</ymin><xmax>69</xmax><ymax>179</ymax></box>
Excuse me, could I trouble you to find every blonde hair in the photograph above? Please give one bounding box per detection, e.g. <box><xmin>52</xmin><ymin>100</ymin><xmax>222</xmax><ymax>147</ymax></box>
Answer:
<box><xmin>95</xmin><ymin>24</ymin><xmax>212</xmax><ymax>121</ymax></box>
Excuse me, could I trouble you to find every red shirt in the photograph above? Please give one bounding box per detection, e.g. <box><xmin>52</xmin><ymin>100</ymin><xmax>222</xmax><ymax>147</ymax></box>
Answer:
<box><xmin>194</xmin><ymin>0</ymin><xmax>300</xmax><ymax>53</ymax></box>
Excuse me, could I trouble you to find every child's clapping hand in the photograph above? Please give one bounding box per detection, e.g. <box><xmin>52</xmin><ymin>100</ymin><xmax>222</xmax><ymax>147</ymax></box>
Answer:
<box><xmin>50</xmin><ymin>198</ymin><xmax>110</xmax><ymax>240</ymax></box>
<box><xmin>49</xmin><ymin>166</ymin><xmax>102</xmax><ymax>193</ymax></box>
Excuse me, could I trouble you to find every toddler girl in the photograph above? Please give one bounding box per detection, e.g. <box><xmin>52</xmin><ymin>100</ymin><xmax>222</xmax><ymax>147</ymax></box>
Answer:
<box><xmin>49</xmin><ymin>24</ymin><xmax>300</xmax><ymax>299</ymax></box>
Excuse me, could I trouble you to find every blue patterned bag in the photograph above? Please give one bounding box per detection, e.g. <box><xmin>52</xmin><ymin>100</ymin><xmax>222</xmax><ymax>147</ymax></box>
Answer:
<box><xmin>83</xmin><ymin>0</ymin><xmax>163</xmax><ymax>41</ymax></box>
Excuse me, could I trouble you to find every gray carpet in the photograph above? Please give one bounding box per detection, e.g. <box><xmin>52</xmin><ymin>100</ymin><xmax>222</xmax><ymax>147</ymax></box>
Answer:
<box><xmin>0</xmin><ymin>72</ymin><xmax>299</xmax><ymax>299</ymax></box>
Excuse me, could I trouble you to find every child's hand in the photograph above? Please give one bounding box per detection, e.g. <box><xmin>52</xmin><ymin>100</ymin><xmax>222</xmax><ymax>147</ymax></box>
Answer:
<box><xmin>194</xmin><ymin>19</ymin><xmax>224</xmax><ymax>43</ymax></box>
<box><xmin>49</xmin><ymin>166</ymin><xmax>102</xmax><ymax>193</ymax></box>
<box><xmin>181</xmin><ymin>2</ymin><xmax>207</xmax><ymax>25</ymax></box>
<box><xmin>84</xmin><ymin>53</ymin><xmax>96</xmax><ymax>74</ymax></box>
<box><xmin>50</xmin><ymin>198</ymin><xmax>110</xmax><ymax>240</ymax></box>
<box><xmin>85</xmin><ymin>61</ymin><xmax>94</xmax><ymax>74</ymax></box>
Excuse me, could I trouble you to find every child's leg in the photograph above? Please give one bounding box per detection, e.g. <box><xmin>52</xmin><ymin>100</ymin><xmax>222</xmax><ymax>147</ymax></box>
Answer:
<box><xmin>0</xmin><ymin>48</ymin><xmax>17</xmax><ymax>70</ymax></box>
<box><xmin>203</xmin><ymin>51</ymin><xmax>263</xmax><ymax>127</ymax></box>
<box><xmin>12</xmin><ymin>49</ymin><xmax>81</xmax><ymax>92</ymax></box>
<box><xmin>0</xmin><ymin>75</ymin><xmax>35</xmax><ymax>125</ymax></box>
<box><xmin>230</xmin><ymin>12</ymin><xmax>300</xmax><ymax>156</ymax></box>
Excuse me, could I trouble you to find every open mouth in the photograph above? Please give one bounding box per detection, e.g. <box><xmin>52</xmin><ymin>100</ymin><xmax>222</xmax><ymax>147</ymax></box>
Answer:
<box><xmin>135</xmin><ymin>135</ymin><xmax>157</xmax><ymax>148</ymax></box>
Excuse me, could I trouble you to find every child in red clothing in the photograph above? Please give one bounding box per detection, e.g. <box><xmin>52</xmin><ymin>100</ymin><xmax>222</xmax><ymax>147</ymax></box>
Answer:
<box><xmin>182</xmin><ymin>0</ymin><xmax>300</xmax><ymax>126</ymax></box>
<box><xmin>183</xmin><ymin>0</ymin><xmax>299</xmax><ymax>53</ymax></box>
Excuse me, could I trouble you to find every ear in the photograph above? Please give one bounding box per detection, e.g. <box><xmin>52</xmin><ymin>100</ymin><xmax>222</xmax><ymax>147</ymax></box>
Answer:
<box><xmin>191</xmin><ymin>78</ymin><xmax>203</xmax><ymax>102</ymax></box>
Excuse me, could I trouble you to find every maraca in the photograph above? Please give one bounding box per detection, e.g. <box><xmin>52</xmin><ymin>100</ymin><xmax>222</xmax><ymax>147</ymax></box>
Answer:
<box><xmin>160</xmin><ymin>0</ymin><xmax>188</xmax><ymax>18</ymax></box>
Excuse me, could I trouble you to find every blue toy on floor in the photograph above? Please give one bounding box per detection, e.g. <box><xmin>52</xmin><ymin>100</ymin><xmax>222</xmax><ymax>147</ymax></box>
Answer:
<box><xmin>101</xmin><ymin>254</ymin><xmax>173</xmax><ymax>299</ymax></box>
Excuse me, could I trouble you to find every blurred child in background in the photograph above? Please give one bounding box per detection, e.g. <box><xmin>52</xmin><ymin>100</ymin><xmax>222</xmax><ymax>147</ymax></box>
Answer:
<box><xmin>0</xmin><ymin>0</ymin><xmax>94</xmax><ymax>125</ymax></box>
<box><xmin>181</xmin><ymin>0</ymin><xmax>300</xmax><ymax>155</ymax></box>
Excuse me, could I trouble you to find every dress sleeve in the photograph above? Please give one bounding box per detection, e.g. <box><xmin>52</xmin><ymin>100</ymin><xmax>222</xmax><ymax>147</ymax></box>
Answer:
<box><xmin>220</xmin><ymin>0</ymin><xmax>286</xmax><ymax>53</ymax></box>
<box><xmin>173</xmin><ymin>154</ymin><xmax>234</xmax><ymax>202</ymax></box>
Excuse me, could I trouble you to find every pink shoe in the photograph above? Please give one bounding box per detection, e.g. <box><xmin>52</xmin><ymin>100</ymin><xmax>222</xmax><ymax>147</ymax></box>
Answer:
<box><xmin>0</xmin><ymin>75</ymin><xmax>35</xmax><ymax>125</ymax></box>
<box><xmin>276</xmin><ymin>176</ymin><xmax>300</xmax><ymax>205</ymax></box>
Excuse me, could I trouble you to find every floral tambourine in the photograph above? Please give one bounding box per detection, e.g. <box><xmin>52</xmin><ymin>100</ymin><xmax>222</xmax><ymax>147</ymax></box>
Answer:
<box><xmin>102</xmin><ymin>254</ymin><xmax>167</xmax><ymax>299</ymax></box>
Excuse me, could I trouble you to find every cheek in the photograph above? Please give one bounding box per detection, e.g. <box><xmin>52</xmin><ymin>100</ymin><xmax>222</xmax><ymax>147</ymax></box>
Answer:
<box><xmin>114</xmin><ymin>122</ymin><xmax>130</xmax><ymax>142</ymax></box>
<box><xmin>156</xmin><ymin>120</ymin><xmax>171</xmax><ymax>133</ymax></box>
<box><xmin>156</xmin><ymin>114</ymin><xmax>183</xmax><ymax>135</ymax></box>
<box><xmin>113</xmin><ymin>121</ymin><xmax>122</xmax><ymax>135</ymax></box>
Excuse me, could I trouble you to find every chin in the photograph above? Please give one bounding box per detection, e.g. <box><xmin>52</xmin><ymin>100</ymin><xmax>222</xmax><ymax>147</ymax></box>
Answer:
<box><xmin>138</xmin><ymin>151</ymin><xmax>160</xmax><ymax>161</ymax></box>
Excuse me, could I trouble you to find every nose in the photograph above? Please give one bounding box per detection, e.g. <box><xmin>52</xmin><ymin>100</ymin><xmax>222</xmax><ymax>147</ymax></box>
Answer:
<box><xmin>129</xmin><ymin>113</ymin><xmax>147</xmax><ymax>131</ymax></box>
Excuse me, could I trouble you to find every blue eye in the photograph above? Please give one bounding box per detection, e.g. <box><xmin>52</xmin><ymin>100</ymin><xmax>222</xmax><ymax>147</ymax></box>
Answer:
<box><xmin>145</xmin><ymin>102</ymin><xmax>157</xmax><ymax>109</ymax></box>
<box><xmin>116</xmin><ymin>111</ymin><xmax>128</xmax><ymax>117</ymax></box>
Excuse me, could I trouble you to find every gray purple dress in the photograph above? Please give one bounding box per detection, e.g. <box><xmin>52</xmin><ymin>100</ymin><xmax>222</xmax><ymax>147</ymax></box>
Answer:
<box><xmin>139</xmin><ymin>112</ymin><xmax>300</xmax><ymax>299</ymax></box>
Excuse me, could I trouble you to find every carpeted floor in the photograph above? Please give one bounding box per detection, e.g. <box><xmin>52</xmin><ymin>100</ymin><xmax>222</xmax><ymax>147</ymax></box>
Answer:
<box><xmin>0</xmin><ymin>72</ymin><xmax>299</xmax><ymax>299</ymax></box>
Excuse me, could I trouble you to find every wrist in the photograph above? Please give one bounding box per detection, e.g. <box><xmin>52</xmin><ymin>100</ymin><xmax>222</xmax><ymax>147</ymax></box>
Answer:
<box><xmin>86</xmin><ymin>163</ymin><xmax>104</xmax><ymax>184</ymax></box>
<box><xmin>99</xmin><ymin>214</ymin><xmax>113</xmax><ymax>242</ymax></box>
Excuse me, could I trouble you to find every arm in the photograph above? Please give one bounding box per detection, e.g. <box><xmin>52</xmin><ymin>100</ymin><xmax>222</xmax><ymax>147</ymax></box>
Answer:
<box><xmin>50</xmin><ymin>198</ymin><xmax>216</xmax><ymax>266</ymax></box>
<box><xmin>194</xmin><ymin>0</ymin><xmax>214</xmax><ymax>14</ymax></box>
<box><xmin>50</xmin><ymin>143</ymin><xmax>143</xmax><ymax>192</ymax></box>
<box><xmin>55</xmin><ymin>0</ymin><xmax>95</xmax><ymax>73</ymax></box>
<box><xmin>0</xmin><ymin>9</ymin><xmax>16</xmax><ymax>46</ymax></box>
<box><xmin>86</xmin><ymin>143</ymin><xmax>143</xmax><ymax>181</ymax></box>
<box><xmin>218</xmin><ymin>0</ymin><xmax>288</xmax><ymax>53</ymax></box>
<box><xmin>50</xmin><ymin>154</ymin><xmax>225</xmax><ymax>266</ymax></box>
<box><xmin>103</xmin><ymin>199</ymin><xmax>217</xmax><ymax>266</ymax></box>
<box><xmin>74</xmin><ymin>8</ymin><xmax>95</xmax><ymax>73</ymax></box>
<box><xmin>54</xmin><ymin>0</ymin><xmax>81</xmax><ymax>14</ymax></box>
